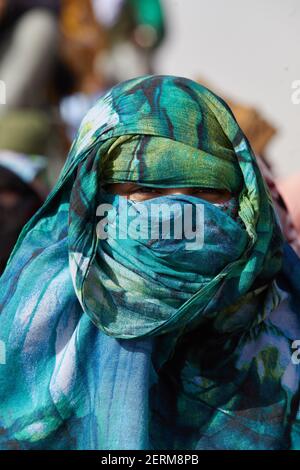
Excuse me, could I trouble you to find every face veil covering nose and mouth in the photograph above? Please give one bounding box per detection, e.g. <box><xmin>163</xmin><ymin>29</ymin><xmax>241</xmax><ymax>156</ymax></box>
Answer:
<box><xmin>74</xmin><ymin>106</ymin><xmax>282</xmax><ymax>340</ymax></box>
<box><xmin>1</xmin><ymin>75</ymin><xmax>295</xmax><ymax>451</ymax></box>
<box><xmin>90</xmin><ymin>134</ymin><xmax>248</xmax><ymax>338</ymax></box>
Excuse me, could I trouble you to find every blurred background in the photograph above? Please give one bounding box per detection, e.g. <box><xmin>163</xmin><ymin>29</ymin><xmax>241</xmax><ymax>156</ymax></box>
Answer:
<box><xmin>0</xmin><ymin>0</ymin><xmax>299</xmax><ymax>273</ymax></box>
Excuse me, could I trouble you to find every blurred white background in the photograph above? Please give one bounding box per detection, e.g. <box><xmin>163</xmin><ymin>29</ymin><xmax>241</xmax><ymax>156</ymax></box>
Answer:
<box><xmin>155</xmin><ymin>0</ymin><xmax>300</xmax><ymax>179</ymax></box>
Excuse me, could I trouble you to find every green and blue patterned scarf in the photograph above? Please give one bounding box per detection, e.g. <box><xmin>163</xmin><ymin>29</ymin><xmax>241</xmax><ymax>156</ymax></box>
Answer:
<box><xmin>0</xmin><ymin>75</ymin><xmax>300</xmax><ymax>450</ymax></box>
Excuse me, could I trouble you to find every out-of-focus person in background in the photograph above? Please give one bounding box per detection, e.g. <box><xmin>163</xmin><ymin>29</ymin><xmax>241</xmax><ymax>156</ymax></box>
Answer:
<box><xmin>0</xmin><ymin>0</ymin><xmax>60</xmax><ymax>111</ymax></box>
<box><xmin>60</xmin><ymin>0</ymin><xmax>164</xmax><ymax>92</ymax></box>
<box><xmin>92</xmin><ymin>0</ymin><xmax>165</xmax><ymax>84</ymax></box>
<box><xmin>59</xmin><ymin>0</ymin><xmax>165</xmax><ymax>141</ymax></box>
<box><xmin>0</xmin><ymin>109</ymin><xmax>52</xmax><ymax>273</ymax></box>
<box><xmin>0</xmin><ymin>0</ymin><xmax>63</xmax><ymax>272</ymax></box>
<box><xmin>59</xmin><ymin>0</ymin><xmax>107</xmax><ymax>96</ymax></box>
<box><xmin>0</xmin><ymin>152</ymin><xmax>46</xmax><ymax>274</ymax></box>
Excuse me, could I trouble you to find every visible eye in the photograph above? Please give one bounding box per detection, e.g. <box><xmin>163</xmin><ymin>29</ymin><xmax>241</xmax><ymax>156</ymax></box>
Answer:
<box><xmin>192</xmin><ymin>188</ymin><xmax>225</xmax><ymax>193</ymax></box>
<box><xmin>192</xmin><ymin>188</ymin><xmax>215</xmax><ymax>194</ymax></box>
<box><xmin>132</xmin><ymin>187</ymin><xmax>159</xmax><ymax>194</ymax></box>
<box><xmin>191</xmin><ymin>188</ymin><xmax>232</xmax><ymax>202</ymax></box>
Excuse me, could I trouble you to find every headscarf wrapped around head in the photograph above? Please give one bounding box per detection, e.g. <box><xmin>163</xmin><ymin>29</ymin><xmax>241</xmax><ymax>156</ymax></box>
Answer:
<box><xmin>8</xmin><ymin>75</ymin><xmax>284</xmax><ymax>341</ymax></box>
<box><xmin>101</xmin><ymin>130</ymin><xmax>243</xmax><ymax>192</ymax></box>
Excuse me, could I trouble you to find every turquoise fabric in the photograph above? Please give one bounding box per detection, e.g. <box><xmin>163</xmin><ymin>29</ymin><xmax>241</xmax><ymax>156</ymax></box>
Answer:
<box><xmin>101</xmin><ymin>134</ymin><xmax>243</xmax><ymax>191</ymax></box>
<box><xmin>0</xmin><ymin>75</ymin><xmax>300</xmax><ymax>450</ymax></box>
<box><xmin>85</xmin><ymin>189</ymin><xmax>248</xmax><ymax>338</ymax></box>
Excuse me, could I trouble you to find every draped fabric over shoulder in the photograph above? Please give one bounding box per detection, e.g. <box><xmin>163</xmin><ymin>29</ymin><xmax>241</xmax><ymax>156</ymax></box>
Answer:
<box><xmin>0</xmin><ymin>75</ymin><xmax>300</xmax><ymax>450</ymax></box>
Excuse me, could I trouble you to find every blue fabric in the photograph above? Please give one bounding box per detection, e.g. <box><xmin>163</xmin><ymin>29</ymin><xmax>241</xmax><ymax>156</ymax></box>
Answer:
<box><xmin>0</xmin><ymin>75</ymin><xmax>300</xmax><ymax>450</ymax></box>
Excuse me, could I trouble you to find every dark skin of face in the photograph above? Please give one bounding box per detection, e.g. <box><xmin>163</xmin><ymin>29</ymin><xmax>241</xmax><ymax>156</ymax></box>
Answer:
<box><xmin>102</xmin><ymin>183</ymin><xmax>232</xmax><ymax>203</ymax></box>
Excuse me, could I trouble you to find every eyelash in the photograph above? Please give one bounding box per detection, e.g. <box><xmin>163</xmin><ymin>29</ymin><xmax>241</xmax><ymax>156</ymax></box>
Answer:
<box><xmin>132</xmin><ymin>187</ymin><xmax>160</xmax><ymax>194</ymax></box>
<box><xmin>133</xmin><ymin>187</ymin><xmax>220</xmax><ymax>194</ymax></box>
<box><xmin>193</xmin><ymin>188</ymin><xmax>216</xmax><ymax>193</ymax></box>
